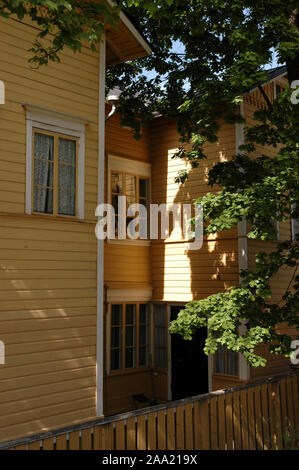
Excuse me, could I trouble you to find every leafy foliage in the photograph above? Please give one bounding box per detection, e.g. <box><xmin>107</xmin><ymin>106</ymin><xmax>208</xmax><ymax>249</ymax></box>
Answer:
<box><xmin>1</xmin><ymin>0</ymin><xmax>298</xmax><ymax>366</ymax></box>
<box><xmin>0</xmin><ymin>0</ymin><xmax>120</xmax><ymax>65</ymax></box>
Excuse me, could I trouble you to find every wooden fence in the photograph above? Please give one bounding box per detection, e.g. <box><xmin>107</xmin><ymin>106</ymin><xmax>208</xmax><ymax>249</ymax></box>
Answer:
<box><xmin>1</xmin><ymin>372</ymin><xmax>298</xmax><ymax>450</ymax></box>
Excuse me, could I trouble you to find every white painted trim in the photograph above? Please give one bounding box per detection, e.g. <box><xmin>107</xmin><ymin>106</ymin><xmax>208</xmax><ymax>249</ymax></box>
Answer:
<box><xmin>96</xmin><ymin>36</ymin><xmax>106</xmax><ymax>417</ymax></box>
<box><xmin>25</xmin><ymin>108</ymin><xmax>85</xmax><ymax>219</ymax></box>
<box><xmin>236</xmin><ymin>107</ymin><xmax>250</xmax><ymax>382</ymax></box>
<box><xmin>167</xmin><ymin>304</ymin><xmax>172</xmax><ymax>401</ymax></box>
<box><xmin>107</xmin><ymin>288</ymin><xmax>152</xmax><ymax>303</ymax></box>
<box><xmin>23</xmin><ymin>103</ymin><xmax>93</xmax><ymax>128</ymax></box>
<box><xmin>0</xmin><ymin>81</ymin><xmax>5</xmax><ymax>104</ymax></box>
<box><xmin>107</xmin><ymin>0</ymin><xmax>152</xmax><ymax>56</ymax></box>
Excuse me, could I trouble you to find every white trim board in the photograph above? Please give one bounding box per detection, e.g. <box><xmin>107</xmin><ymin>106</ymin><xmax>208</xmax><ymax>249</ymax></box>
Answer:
<box><xmin>25</xmin><ymin>105</ymin><xmax>86</xmax><ymax>219</ymax></box>
<box><xmin>96</xmin><ymin>36</ymin><xmax>106</xmax><ymax>417</ymax></box>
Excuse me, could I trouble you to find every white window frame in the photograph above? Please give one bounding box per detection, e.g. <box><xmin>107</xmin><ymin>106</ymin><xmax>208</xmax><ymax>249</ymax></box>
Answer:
<box><xmin>107</xmin><ymin>154</ymin><xmax>151</xmax><ymax>246</ymax></box>
<box><xmin>25</xmin><ymin>104</ymin><xmax>87</xmax><ymax>219</ymax></box>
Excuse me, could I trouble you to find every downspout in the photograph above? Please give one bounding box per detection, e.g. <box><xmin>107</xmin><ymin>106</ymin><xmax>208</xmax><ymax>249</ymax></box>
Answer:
<box><xmin>96</xmin><ymin>34</ymin><xmax>106</xmax><ymax>417</ymax></box>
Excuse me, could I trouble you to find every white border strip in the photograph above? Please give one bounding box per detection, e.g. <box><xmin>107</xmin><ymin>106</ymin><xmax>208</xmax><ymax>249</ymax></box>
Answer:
<box><xmin>96</xmin><ymin>35</ymin><xmax>106</xmax><ymax>417</ymax></box>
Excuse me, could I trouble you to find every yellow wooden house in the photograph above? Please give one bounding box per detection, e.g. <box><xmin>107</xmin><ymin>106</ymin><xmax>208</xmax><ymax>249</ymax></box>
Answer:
<box><xmin>0</xmin><ymin>5</ymin><xmax>296</xmax><ymax>445</ymax></box>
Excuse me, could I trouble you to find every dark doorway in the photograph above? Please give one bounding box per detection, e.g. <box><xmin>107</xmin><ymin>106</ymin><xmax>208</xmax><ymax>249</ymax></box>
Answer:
<box><xmin>170</xmin><ymin>305</ymin><xmax>208</xmax><ymax>401</ymax></box>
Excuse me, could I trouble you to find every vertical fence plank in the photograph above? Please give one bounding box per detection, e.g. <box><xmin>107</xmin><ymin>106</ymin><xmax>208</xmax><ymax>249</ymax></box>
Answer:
<box><xmin>209</xmin><ymin>397</ymin><xmax>218</xmax><ymax>450</ymax></box>
<box><xmin>137</xmin><ymin>415</ymin><xmax>147</xmax><ymax>450</ymax></box>
<box><xmin>12</xmin><ymin>445</ymin><xmax>27</xmax><ymax>450</ymax></box>
<box><xmin>126</xmin><ymin>417</ymin><xmax>136</xmax><ymax>450</ymax></box>
<box><xmin>185</xmin><ymin>403</ymin><xmax>194</xmax><ymax>450</ymax></box>
<box><xmin>81</xmin><ymin>428</ymin><xmax>92</xmax><ymax>450</ymax></box>
<box><xmin>115</xmin><ymin>420</ymin><xmax>125</xmax><ymax>450</ymax></box>
<box><xmin>93</xmin><ymin>426</ymin><xmax>106</xmax><ymax>450</ymax></box>
<box><xmin>217</xmin><ymin>395</ymin><xmax>226</xmax><ymax>450</ymax></box>
<box><xmin>247</xmin><ymin>387</ymin><xmax>256</xmax><ymax>450</ymax></box>
<box><xmin>176</xmin><ymin>406</ymin><xmax>185</xmax><ymax>450</ymax></box>
<box><xmin>291</xmin><ymin>375</ymin><xmax>299</xmax><ymax>449</ymax></box>
<box><xmin>233</xmin><ymin>390</ymin><xmax>242</xmax><ymax>450</ymax></box>
<box><xmin>225</xmin><ymin>393</ymin><xmax>234</xmax><ymax>450</ymax></box>
<box><xmin>193</xmin><ymin>402</ymin><xmax>200</xmax><ymax>450</ymax></box>
<box><xmin>291</xmin><ymin>376</ymin><xmax>299</xmax><ymax>429</ymax></box>
<box><xmin>42</xmin><ymin>437</ymin><xmax>55</xmax><ymax>450</ymax></box>
<box><xmin>166</xmin><ymin>408</ymin><xmax>175</xmax><ymax>450</ymax></box>
<box><xmin>270</xmin><ymin>382</ymin><xmax>283</xmax><ymax>450</ymax></box>
<box><xmin>261</xmin><ymin>383</ymin><xmax>270</xmax><ymax>450</ymax></box>
<box><xmin>279</xmin><ymin>378</ymin><xmax>289</xmax><ymax>448</ymax></box>
<box><xmin>106</xmin><ymin>423</ymin><xmax>115</xmax><ymax>450</ymax></box>
<box><xmin>197</xmin><ymin>399</ymin><xmax>210</xmax><ymax>450</ymax></box>
<box><xmin>254</xmin><ymin>386</ymin><xmax>263</xmax><ymax>450</ymax></box>
<box><xmin>28</xmin><ymin>440</ymin><xmax>40</xmax><ymax>450</ymax></box>
<box><xmin>68</xmin><ymin>431</ymin><xmax>80</xmax><ymax>450</ymax></box>
<box><xmin>147</xmin><ymin>412</ymin><xmax>157</xmax><ymax>450</ymax></box>
<box><xmin>157</xmin><ymin>410</ymin><xmax>167</xmax><ymax>450</ymax></box>
<box><xmin>240</xmin><ymin>389</ymin><xmax>249</xmax><ymax>450</ymax></box>
<box><xmin>56</xmin><ymin>434</ymin><xmax>68</xmax><ymax>450</ymax></box>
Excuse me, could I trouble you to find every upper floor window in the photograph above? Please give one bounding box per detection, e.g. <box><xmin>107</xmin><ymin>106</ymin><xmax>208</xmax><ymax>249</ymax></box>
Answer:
<box><xmin>33</xmin><ymin>130</ymin><xmax>77</xmax><ymax>216</ymax></box>
<box><xmin>111</xmin><ymin>170</ymin><xmax>149</xmax><ymax>230</ymax></box>
<box><xmin>25</xmin><ymin>104</ymin><xmax>86</xmax><ymax>219</ymax></box>
<box><xmin>108</xmin><ymin>155</ymin><xmax>151</xmax><ymax>243</ymax></box>
<box><xmin>291</xmin><ymin>204</ymin><xmax>299</xmax><ymax>241</ymax></box>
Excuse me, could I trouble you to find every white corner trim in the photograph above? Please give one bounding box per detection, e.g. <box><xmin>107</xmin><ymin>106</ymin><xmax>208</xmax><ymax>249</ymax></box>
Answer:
<box><xmin>25</xmin><ymin>106</ymin><xmax>86</xmax><ymax>219</ymax></box>
<box><xmin>107</xmin><ymin>288</ymin><xmax>152</xmax><ymax>303</ymax></box>
<box><xmin>107</xmin><ymin>0</ymin><xmax>152</xmax><ymax>56</ymax></box>
<box><xmin>0</xmin><ymin>80</ymin><xmax>5</xmax><ymax>104</ymax></box>
<box><xmin>96</xmin><ymin>36</ymin><xmax>106</xmax><ymax>417</ymax></box>
<box><xmin>236</xmin><ymin>106</ymin><xmax>250</xmax><ymax>382</ymax></box>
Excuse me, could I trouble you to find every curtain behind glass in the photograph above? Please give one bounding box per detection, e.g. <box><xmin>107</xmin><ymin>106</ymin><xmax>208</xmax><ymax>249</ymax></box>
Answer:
<box><xmin>33</xmin><ymin>133</ymin><xmax>54</xmax><ymax>214</ymax></box>
<box><xmin>58</xmin><ymin>138</ymin><xmax>76</xmax><ymax>216</ymax></box>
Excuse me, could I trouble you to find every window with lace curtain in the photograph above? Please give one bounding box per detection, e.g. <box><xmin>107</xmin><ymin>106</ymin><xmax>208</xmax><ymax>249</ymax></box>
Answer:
<box><xmin>33</xmin><ymin>130</ymin><xmax>77</xmax><ymax>217</ymax></box>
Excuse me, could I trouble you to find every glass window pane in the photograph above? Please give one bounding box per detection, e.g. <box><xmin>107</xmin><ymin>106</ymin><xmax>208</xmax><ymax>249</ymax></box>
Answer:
<box><xmin>34</xmin><ymin>133</ymin><xmax>54</xmax><ymax>161</ymax></box>
<box><xmin>140</xmin><ymin>304</ymin><xmax>148</xmax><ymax>324</ymax></box>
<box><xmin>139</xmin><ymin>178</ymin><xmax>147</xmax><ymax>198</ymax></box>
<box><xmin>34</xmin><ymin>160</ymin><xmax>53</xmax><ymax>187</ymax></box>
<box><xmin>155</xmin><ymin>306</ymin><xmax>166</xmax><ymax>327</ymax></box>
<box><xmin>126</xmin><ymin>304</ymin><xmax>136</xmax><ymax>324</ymax></box>
<box><xmin>33</xmin><ymin>187</ymin><xmax>53</xmax><ymax>214</ymax></box>
<box><xmin>125</xmin><ymin>326</ymin><xmax>136</xmax><ymax>347</ymax></box>
<box><xmin>111</xmin><ymin>349</ymin><xmax>121</xmax><ymax>371</ymax></box>
<box><xmin>111</xmin><ymin>305</ymin><xmax>122</xmax><ymax>326</ymax></box>
<box><xmin>112</xmin><ymin>172</ymin><xmax>122</xmax><ymax>194</ymax></box>
<box><xmin>112</xmin><ymin>195</ymin><xmax>119</xmax><ymax>214</ymax></box>
<box><xmin>58</xmin><ymin>164</ymin><xmax>76</xmax><ymax>190</ymax></box>
<box><xmin>125</xmin><ymin>175</ymin><xmax>136</xmax><ymax>196</ymax></box>
<box><xmin>58</xmin><ymin>190</ymin><xmax>76</xmax><ymax>216</ymax></box>
<box><xmin>139</xmin><ymin>346</ymin><xmax>148</xmax><ymax>367</ymax></box>
<box><xmin>58</xmin><ymin>138</ymin><xmax>76</xmax><ymax>164</ymax></box>
<box><xmin>111</xmin><ymin>327</ymin><xmax>121</xmax><ymax>348</ymax></box>
<box><xmin>139</xmin><ymin>325</ymin><xmax>147</xmax><ymax>345</ymax></box>
<box><xmin>125</xmin><ymin>348</ymin><xmax>136</xmax><ymax>368</ymax></box>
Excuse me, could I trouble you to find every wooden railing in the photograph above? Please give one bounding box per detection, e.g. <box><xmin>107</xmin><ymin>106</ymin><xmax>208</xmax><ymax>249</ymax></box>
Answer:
<box><xmin>1</xmin><ymin>372</ymin><xmax>298</xmax><ymax>450</ymax></box>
